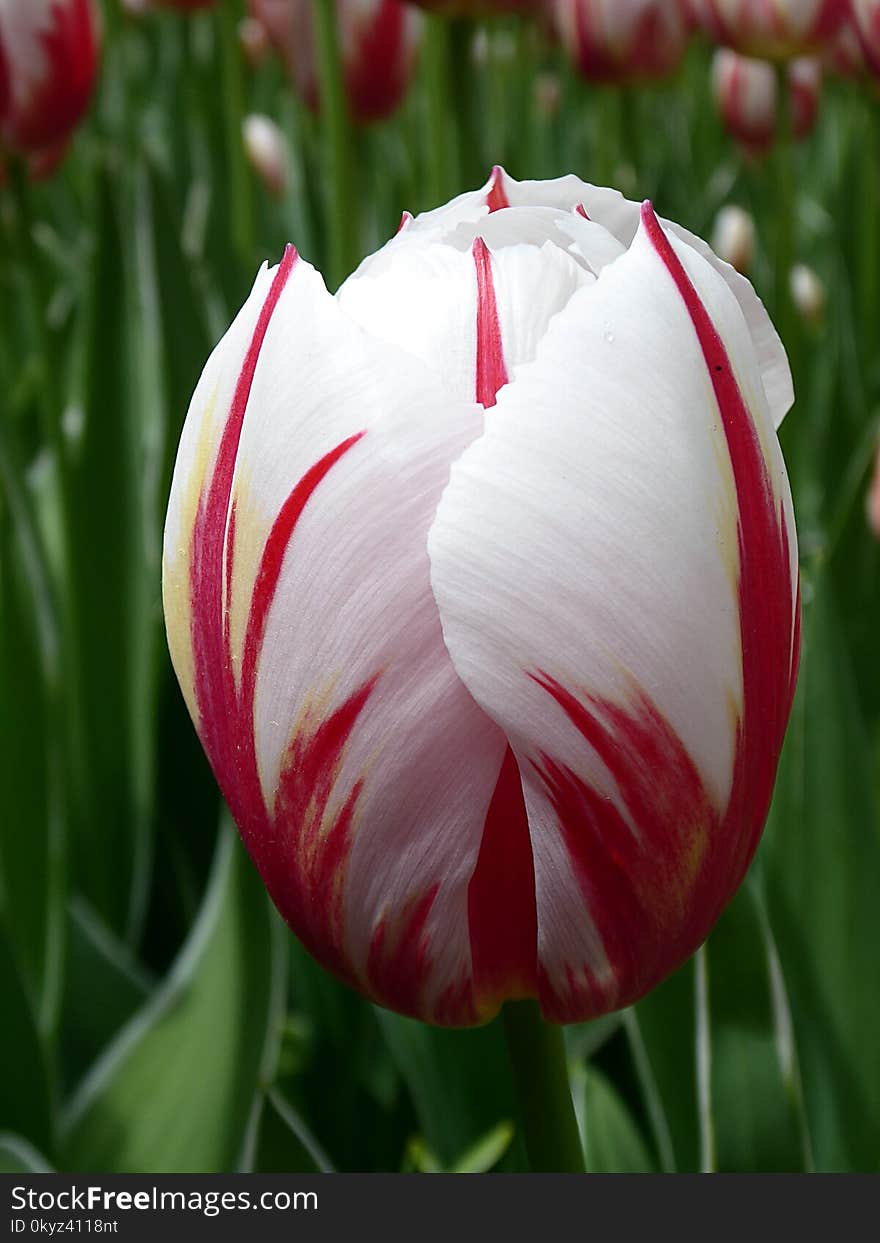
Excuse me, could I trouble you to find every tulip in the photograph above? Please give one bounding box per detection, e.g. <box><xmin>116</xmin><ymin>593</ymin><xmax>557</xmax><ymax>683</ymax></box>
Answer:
<box><xmin>711</xmin><ymin>48</ymin><xmax>821</xmax><ymax>155</ymax></box>
<box><xmin>789</xmin><ymin>261</ymin><xmax>825</xmax><ymax>327</ymax></box>
<box><xmin>0</xmin><ymin>0</ymin><xmax>99</xmax><ymax>166</ymax></box>
<box><xmin>163</xmin><ymin>169</ymin><xmax>799</xmax><ymax>1026</ymax></box>
<box><xmin>690</xmin><ymin>0</ymin><xmax>848</xmax><ymax>60</ymax></box>
<box><xmin>823</xmin><ymin>17</ymin><xmax>870</xmax><ymax>78</ymax></box>
<box><xmin>710</xmin><ymin>203</ymin><xmax>756</xmax><ymax>273</ymax></box>
<box><xmin>852</xmin><ymin>0</ymin><xmax>880</xmax><ymax>75</ymax></box>
<box><xmin>553</xmin><ymin>0</ymin><xmax>690</xmax><ymax>85</ymax></box>
<box><xmin>242</xmin><ymin>113</ymin><xmax>288</xmax><ymax>196</ymax></box>
<box><xmin>248</xmin><ymin>0</ymin><xmax>423</xmax><ymax>124</ymax></box>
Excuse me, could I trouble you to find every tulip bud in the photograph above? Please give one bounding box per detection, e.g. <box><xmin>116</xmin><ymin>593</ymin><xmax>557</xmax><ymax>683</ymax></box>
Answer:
<box><xmin>164</xmin><ymin>169</ymin><xmax>799</xmax><ymax>1026</ymax></box>
<box><xmin>710</xmin><ymin>204</ymin><xmax>756</xmax><ymax>274</ymax></box>
<box><xmin>243</xmin><ymin>112</ymin><xmax>288</xmax><ymax>196</ymax></box>
<box><xmin>867</xmin><ymin>441</ymin><xmax>880</xmax><ymax>542</ymax></box>
<box><xmin>823</xmin><ymin>18</ymin><xmax>869</xmax><ymax>79</ymax></box>
<box><xmin>690</xmin><ymin>0</ymin><xmax>848</xmax><ymax>60</ymax></box>
<box><xmin>711</xmin><ymin>48</ymin><xmax>821</xmax><ymax>156</ymax></box>
<box><xmin>554</xmin><ymin>0</ymin><xmax>690</xmax><ymax>85</ymax></box>
<box><xmin>249</xmin><ymin>0</ymin><xmax>423</xmax><ymax>125</ymax></box>
<box><xmin>0</xmin><ymin>0</ymin><xmax>100</xmax><ymax>167</ymax></box>
<box><xmin>789</xmin><ymin>262</ymin><xmax>825</xmax><ymax>328</ymax></box>
<box><xmin>239</xmin><ymin>16</ymin><xmax>271</xmax><ymax>64</ymax></box>
<box><xmin>852</xmin><ymin>0</ymin><xmax>880</xmax><ymax>76</ymax></box>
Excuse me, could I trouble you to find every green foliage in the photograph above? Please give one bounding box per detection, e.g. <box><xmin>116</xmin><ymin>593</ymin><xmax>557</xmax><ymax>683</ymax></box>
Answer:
<box><xmin>0</xmin><ymin>1</ymin><xmax>878</xmax><ymax>1174</ymax></box>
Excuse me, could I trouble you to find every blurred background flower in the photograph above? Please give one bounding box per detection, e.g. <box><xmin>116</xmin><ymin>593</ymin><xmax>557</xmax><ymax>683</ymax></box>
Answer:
<box><xmin>711</xmin><ymin>47</ymin><xmax>821</xmax><ymax>155</ymax></box>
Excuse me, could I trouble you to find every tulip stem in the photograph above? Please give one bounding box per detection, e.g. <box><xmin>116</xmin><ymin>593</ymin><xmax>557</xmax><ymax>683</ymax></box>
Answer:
<box><xmin>502</xmin><ymin>1000</ymin><xmax>586</xmax><ymax>1173</ymax></box>
<box><xmin>773</xmin><ymin>62</ymin><xmax>795</xmax><ymax>358</ymax></box>
<box><xmin>217</xmin><ymin>0</ymin><xmax>255</xmax><ymax>270</ymax></box>
<box><xmin>423</xmin><ymin>16</ymin><xmax>459</xmax><ymax>207</ymax></box>
<box><xmin>312</xmin><ymin>0</ymin><xmax>358</xmax><ymax>289</ymax></box>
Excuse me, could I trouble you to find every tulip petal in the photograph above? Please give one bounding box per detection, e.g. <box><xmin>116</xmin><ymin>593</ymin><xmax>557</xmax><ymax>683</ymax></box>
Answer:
<box><xmin>337</xmin><ymin>234</ymin><xmax>592</xmax><ymax>405</ymax></box>
<box><xmin>428</xmin><ymin>211</ymin><xmax>798</xmax><ymax>1023</ymax></box>
<box><xmin>164</xmin><ymin>249</ymin><xmax>538</xmax><ymax>1024</ymax></box>
<box><xmin>366</xmin><ymin>168</ymin><xmax>793</xmax><ymax>429</ymax></box>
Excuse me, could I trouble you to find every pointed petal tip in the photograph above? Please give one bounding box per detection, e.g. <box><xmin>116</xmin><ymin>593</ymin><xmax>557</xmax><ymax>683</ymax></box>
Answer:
<box><xmin>485</xmin><ymin>165</ymin><xmax>510</xmax><ymax>213</ymax></box>
<box><xmin>396</xmin><ymin>210</ymin><xmax>413</xmax><ymax>235</ymax></box>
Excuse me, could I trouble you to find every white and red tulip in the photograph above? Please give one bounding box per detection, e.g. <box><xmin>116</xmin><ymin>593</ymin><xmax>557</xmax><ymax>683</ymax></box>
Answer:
<box><xmin>163</xmin><ymin>170</ymin><xmax>799</xmax><ymax>1026</ymax></box>
<box><xmin>690</xmin><ymin>0</ymin><xmax>848</xmax><ymax>60</ymax></box>
<box><xmin>712</xmin><ymin>47</ymin><xmax>821</xmax><ymax>155</ymax></box>
<box><xmin>852</xmin><ymin>0</ymin><xmax>880</xmax><ymax>75</ymax></box>
<box><xmin>0</xmin><ymin>0</ymin><xmax>99</xmax><ymax>172</ymax></box>
<box><xmin>553</xmin><ymin>0</ymin><xmax>690</xmax><ymax>85</ymax></box>
<box><xmin>248</xmin><ymin>0</ymin><xmax>422</xmax><ymax>125</ymax></box>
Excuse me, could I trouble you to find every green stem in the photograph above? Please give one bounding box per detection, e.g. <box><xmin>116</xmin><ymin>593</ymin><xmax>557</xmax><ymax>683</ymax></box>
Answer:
<box><xmin>218</xmin><ymin>0</ymin><xmax>255</xmax><ymax>269</ymax></box>
<box><xmin>502</xmin><ymin>1000</ymin><xmax>586</xmax><ymax>1173</ymax></box>
<box><xmin>312</xmin><ymin>0</ymin><xmax>357</xmax><ymax>288</ymax></box>
<box><xmin>859</xmin><ymin>98</ymin><xmax>879</xmax><ymax>344</ymax></box>
<box><xmin>422</xmin><ymin>15</ymin><xmax>458</xmax><ymax>207</ymax></box>
<box><xmin>774</xmin><ymin>62</ymin><xmax>795</xmax><ymax>359</ymax></box>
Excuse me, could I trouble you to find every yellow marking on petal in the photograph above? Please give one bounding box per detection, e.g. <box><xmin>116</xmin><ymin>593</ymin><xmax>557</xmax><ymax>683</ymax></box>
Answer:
<box><xmin>162</xmin><ymin>384</ymin><xmax>222</xmax><ymax>728</ymax></box>
<box><xmin>226</xmin><ymin>471</ymin><xmax>273</xmax><ymax>696</ymax></box>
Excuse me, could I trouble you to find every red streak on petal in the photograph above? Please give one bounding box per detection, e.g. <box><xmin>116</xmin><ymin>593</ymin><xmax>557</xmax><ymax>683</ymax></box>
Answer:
<box><xmin>528</xmin><ymin>207</ymin><xmax>798</xmax><ymax>1023</ymax></box>
<box><xmin>485</xmin><ymin>165</ymin><xmax>510</xmax><ymax>212</ymax></box>
<box><xmin>267</xmin><ymin>678</ymin><xmax>379</xmax><ymax>986</ymax></box>
<box><xmin>473</xmin><ymin>237</ymin><xmax>508</xmax><ymax>408</ymax></box>
<box><xmin>190</xmin><ymin>245</ymin><xmax>298</xmax><ymax>807</ymax></box>
<box><xmin>530</xmin><ymin>679</ymin><xmax>717</xmax><ymax>1021</ymax></box>
<box><xmin>396</xmin><ymin>210</ymin><xmax>413</xmax><ymax>235</ymax></box>
<box><xmin>467</xmin><ymin>746</ymin><xmax>538</xmax><ymax>1012</ymax></box>
<box><xmin>367</xmin><ymin>885</ymin><xmax>440</xmax><ymax>1019</ymax></box>
<box><xmin>575</xmin><ymin>203</ymin><xmax>591</xmax><ymax>220</ymax></box>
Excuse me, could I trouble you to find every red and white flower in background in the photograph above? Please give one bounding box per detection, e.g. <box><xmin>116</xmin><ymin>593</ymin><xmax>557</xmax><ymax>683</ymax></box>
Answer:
<box><xmin>163</xmin><ymin>169</ymin><xmax>799</xmax><ymax>1027</ymax></box>
<box><xmin>553</xmin><ymin>0</ymin><xmax>691</xmax><ymax>85</ymax></box>
<box><xmin>712</xmin><ymin>47</ymin><xmax>821</xmax><ymax>155</ymax></box>
<box><xmin>0</xmin><ymin>0</ymin><xmax>99</xmax><ymax>172</ymax></box>
<box><xmin>852</xmin><ymin>0</ymin><xmax>880</xmax><ymax>75</ymax></box>
<box><xmin>690</xmin><ymin>0</ymin><xmax>848</xmax><ymax>60</ymax></box>
<box><xmin>867</xmin><ymin>439</ymin><xmax>880</xmax><ymax>541</ymax></box>
<box><xmin>248</xmin><ymin>0</ymin><xmax>422</xmax><ymax>124</ymax></box>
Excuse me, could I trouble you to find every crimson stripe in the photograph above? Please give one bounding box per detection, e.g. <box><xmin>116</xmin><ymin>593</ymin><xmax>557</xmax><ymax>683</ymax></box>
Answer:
<box><xmin>472</xmin><ymin>237</ymin><xmax>508</xmax><ymax>408</ymax></box>
<box><xmin>190</xmin><ymin>246</ymin><xmax>297</xmax><ymax>802</ymax></box>
<box><xmin>467</xmin><ymin>745</ymin><xmax>538</xmax><ymax>1012</ymax></box>
<box><xmin>485</xmin><ymin>165</ymin><xmax>510</xmax><ymax>213</ymax></box>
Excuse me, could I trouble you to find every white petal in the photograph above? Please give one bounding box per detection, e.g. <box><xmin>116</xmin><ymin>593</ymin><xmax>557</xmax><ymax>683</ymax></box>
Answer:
<box><xmin>428</xmin><ymin>213</ymin><xmax>797</xmax><ymax>1021</ymax></box>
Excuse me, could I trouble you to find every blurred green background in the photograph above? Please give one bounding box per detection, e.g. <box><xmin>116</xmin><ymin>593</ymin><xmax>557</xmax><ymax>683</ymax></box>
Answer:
<box><xmin>1</xmin><ymin>0</ymin><xmax>879</xmax><ymax>1174</ymax></box>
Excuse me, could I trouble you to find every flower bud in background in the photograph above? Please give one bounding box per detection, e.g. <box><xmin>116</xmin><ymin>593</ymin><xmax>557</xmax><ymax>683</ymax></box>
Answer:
<box><xmin>243</xmin><ymin>112</ymin><xmax>288</xmax><ymax>196</ymax></box>
<box><xmin>790</xmin><ymin>262</ymin><xmax>826</xmax><ymax>328</ymax></box>
<box><xmin>711</xmin><ymin>48</ymin><xmax>821</xmax><ymax>156</ymax></box>
<box><xmin>239</xmin><ymin>15</ymin><xmax>271</xmax><ymax>64</ymax></box>
<box><xmin>852</xmin><ymin>0</ymin><xmax>880</xmax><ymax>75</ymax></box>
<box><xmin>0</xmin><ymin>0</ymin><xmax>100</xmax><ymax>170</ymax></box>
<box><xmin>690</xmin><ymin>0</ymin><xmax>847</xmax><ymax>60</ymax></box>
<box><xmin>867</xmin><ymin>441</ymin><xmax>880</xmax><ymax>542</ymax></box>
<box><xmin>249</xmin><ymin>0</ymin><xmax>423</xmax><ymax>124</ymax></box>
<box><xmin>164</xmin><ymin>169</ymin><xmax>799</xmax><ymax>1026</ymax></box>
<box><xmin>554</xmin><ymin>0</ymin><xmax>690</xmax><ymax>85</ymax></box>
<box><xmin>711</xmin><ymin>203</ymin><xmax>756</xmax><ymax>273</ymax></box>
<box><xmin>823</xmin><ymin>17</ymin><xmax>869</xmax><ymax>78</ymax></box>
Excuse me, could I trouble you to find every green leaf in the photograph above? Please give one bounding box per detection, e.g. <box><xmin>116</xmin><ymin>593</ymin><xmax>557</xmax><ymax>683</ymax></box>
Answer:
<box><xmin>702</xmin><ymin>884</ymin><xmax>807</xmax><ymax>1171</ymax></box>
<box><xmin>375</xmin><ymin>1010</ymin><xmax>527</xmax><ymax>1171</ymax></box>
<box><xmin>0</xmin><ymin>925</ymin><xmax>53</xmax><ymax>1155</ymax></box>
<box><xmin>761</xmin><ymin>574</ymin><xmax>880</xmax><ymax>1170</ymax></box>
<box><xmin>0</xmin><ymin>1134</ymin><xmax>54</xmax><ymax>1174</ymax></box>
<box><xmin>578</xmin><ymin>1065</ymin><xmax>654</xmax><ymax>1173</ymax></box>
<box><xmin>60</xmin><ymin>822</ymin><xmax>286</xmax><ymax>1172</ymax></box>
<box><xmin>59</xmin><ymin>898</ymin><xmax>154</xmax><ymax>1091</ymax></box>
<box><xmin>629</xmin><ymin>961</ymin><xmax>699</xmax><ymax>1172</ymax></box>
